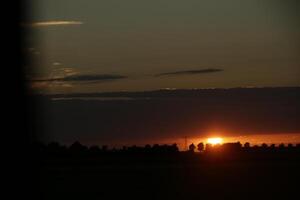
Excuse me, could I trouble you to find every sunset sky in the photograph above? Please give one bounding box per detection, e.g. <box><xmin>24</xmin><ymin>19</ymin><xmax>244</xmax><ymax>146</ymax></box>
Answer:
<box><xmin>25</xmin><ymin>1</ymin><xmax>300</xmax><ymax>148</ymax></box>
<box><xmin>26</xmin><ymin>0</ymin><xmax>299</xmax><ymax>93</ymax></box>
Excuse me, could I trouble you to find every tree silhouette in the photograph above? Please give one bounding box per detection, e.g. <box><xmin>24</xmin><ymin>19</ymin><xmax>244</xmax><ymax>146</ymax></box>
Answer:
<box><xmin>189</xmin><ymin>143</ymin><xmax>196</xmax><ymax>152</ymax></box>
<box><xmin>261</xmin><ymin>143</ymin><xmax>268</xmax><ymax>149</ymax></box>
<box><xmin>102</xmin><ymin>145</ymin><xmax>108</xmax><ymax>152</ymax></box>
<box><xmin>70</xmin><ymin>141</ymin><xmax>87</xmax><ymax>154</ymax></box>
<box><xmin>171</xmin><ymin>143</ymin><xmax>179</xmax><ymax>153</ymax></box>
<box><xmin>197</xmin><ymin>142</ymin><xmax>204</xmax><ymax>152</ymax></box>
<box><xmin>244</xmin><ymin>142</ymin><xmax>250</xmax><ymax>148</ymax></box>
<box><xmin>47</xmin><ymin>141</ymin><xmax>66</xmax><ymax>154</ymax></box>
<box><xmin>279</xmin><ymin>143</ymin><xmax>285</xmax><ymax>149</ymax></box>
<box><xmin>89</xmin><ymin>145</ymin><xmax>100</xmax><ymax>151</ymax></box>
<box><xmin>89</xmin><ymin>145</ymin><xmax>101</xmax><ymax>155</ymax></box>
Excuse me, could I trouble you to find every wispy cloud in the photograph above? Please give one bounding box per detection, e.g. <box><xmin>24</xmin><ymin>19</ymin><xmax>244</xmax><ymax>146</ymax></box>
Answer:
<box><xmin>29</xmin><ymin>73</ymin><xmax>127</xmax><ymax>90</ymax></box>
<box><xmin>31</xmin><ymin>74</ymin><xmax>127</xmax><ymax>83</ymax></box>
<box><xmin>22</xmin><ymin>20</ymin><xmax>83</xmax><ymax>27</ymax></box>
<box><xmin>30</xmin><ymin>81</ymin><xmax>73</xmax><ymax>90</ymax></box>
<box><xmin>155</xmin><ymin>68</ymin><xmax>224</xmax><ymax>77</ymax></box>
<box><xmin>60</xmin><ymin>67</ymin><xmax>78</xmax><ymax>76</ymax></box>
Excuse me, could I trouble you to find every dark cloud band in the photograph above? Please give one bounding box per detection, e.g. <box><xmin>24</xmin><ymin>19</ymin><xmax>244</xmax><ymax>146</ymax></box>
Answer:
<box><xmin>155</xmin><ymin>68</ymin><xmax>224</xmax><ymax>77</ymax></box>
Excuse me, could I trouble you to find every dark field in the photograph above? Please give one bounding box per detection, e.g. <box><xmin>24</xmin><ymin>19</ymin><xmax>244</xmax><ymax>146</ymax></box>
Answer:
<box><xmin>33</xmin><ymin>154</ymin><xmax>300</xmax><ymax>200</ymax></box>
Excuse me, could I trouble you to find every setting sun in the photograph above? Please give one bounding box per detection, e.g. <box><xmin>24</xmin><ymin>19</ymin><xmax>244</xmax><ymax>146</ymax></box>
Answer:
<box><xmin>207</xmin><ymin>137</ymin><xmax>223</xmax><ymax>145</ymax></box>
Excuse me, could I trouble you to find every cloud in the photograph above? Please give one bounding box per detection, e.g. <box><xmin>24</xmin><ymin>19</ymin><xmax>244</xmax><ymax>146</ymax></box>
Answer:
<box><xmin>22</xmin><ymin>20</ymin><xmax>83</xmax><ymax>27</ymax></box>
<box><xmin>29</xmin><ymin>73</ymin><xmax>126</xmax><ymax>90</ymax></box>
<box><xmin>31</xmin><ymin>74</ymin><xmax>127</xmax><ymax>83</ymax></box>
<box><xmin>53</xmin><ymin>62</ymin><xmax>62</xmax><ymax>66</ymax></box>
<box><xmin>155</xmin><ymin>68</ymin><xmax>224</xmax><ymax>77</ymax></box>
<box><xmin>30</xmin><ymin>81</ymin><xmax>73</xmax><ymax>90</ymax></box>
<box><xmin>60</xmin><ymin>68</ymin><xmax>78</xmax><ymax>76</ymax></box>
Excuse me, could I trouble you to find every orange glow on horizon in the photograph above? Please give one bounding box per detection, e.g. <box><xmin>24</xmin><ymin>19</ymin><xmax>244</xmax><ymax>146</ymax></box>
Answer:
<box><xmin>207</xmin><ymin>137</ymin><xmax>223</xmax><ymax>145</ymax></box>
<box><xmin>147</xmin><ymin>133</ymin><xmax>300</xmax><ymax>151</ymax></box>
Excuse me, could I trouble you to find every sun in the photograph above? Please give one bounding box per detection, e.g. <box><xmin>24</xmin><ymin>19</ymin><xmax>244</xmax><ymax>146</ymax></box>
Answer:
<box><xmin>207</xmin><ymin>137</ymin><xmax>223</xmax><ymax>145</ymax></box>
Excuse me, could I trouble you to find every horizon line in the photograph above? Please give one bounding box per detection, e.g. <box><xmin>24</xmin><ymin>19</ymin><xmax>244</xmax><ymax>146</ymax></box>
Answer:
<box><xmin>31</xmin><ymin>86</ymin><xmax>300</xmax><ymax>96</ymax></box>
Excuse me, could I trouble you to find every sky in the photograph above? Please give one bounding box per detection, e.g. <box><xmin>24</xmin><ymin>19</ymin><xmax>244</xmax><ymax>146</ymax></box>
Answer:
<box><xmin>25</xmin><ymin>0</ymin><xmax>300</xmax><ymax>94</ymax></box>
<box><xmin>36</xmin><ymin>87</ymin><xmax>300</xmax><ymax>149</ymax></box>
<box><xmin>24</xmin><ymin>1</ymin><xmax>300</xmax><ymax>147</ymax></box>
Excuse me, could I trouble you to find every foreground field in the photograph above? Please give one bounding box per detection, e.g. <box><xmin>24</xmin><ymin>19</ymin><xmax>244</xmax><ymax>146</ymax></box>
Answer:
<box><xmin>33</xmin><ymin>155</ymin><xmax>300</xmax><ymax>200</ymax></box>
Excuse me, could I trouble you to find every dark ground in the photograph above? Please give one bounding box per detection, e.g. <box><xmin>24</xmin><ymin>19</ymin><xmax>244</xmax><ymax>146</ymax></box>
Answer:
<box><xmin>32</xmin><ymin>153</ymin><xmax>300</xmax><ymax>200</ymax></box>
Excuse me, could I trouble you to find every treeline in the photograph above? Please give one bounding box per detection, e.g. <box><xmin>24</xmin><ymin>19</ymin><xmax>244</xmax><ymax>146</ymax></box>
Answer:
<box><xmin>29</xmin><ymin>141</ymin><xmax>300</xmax><ymax>156</ymax></box>
<box><xmin>189</xmin><ymin>142</ymin><xmax>300</xmax><ymax>153</ymax></box>
<box><xmin>30</xmin><ymin>141</ymin><xmax>180</xmax><ymax>156</ymax></box>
